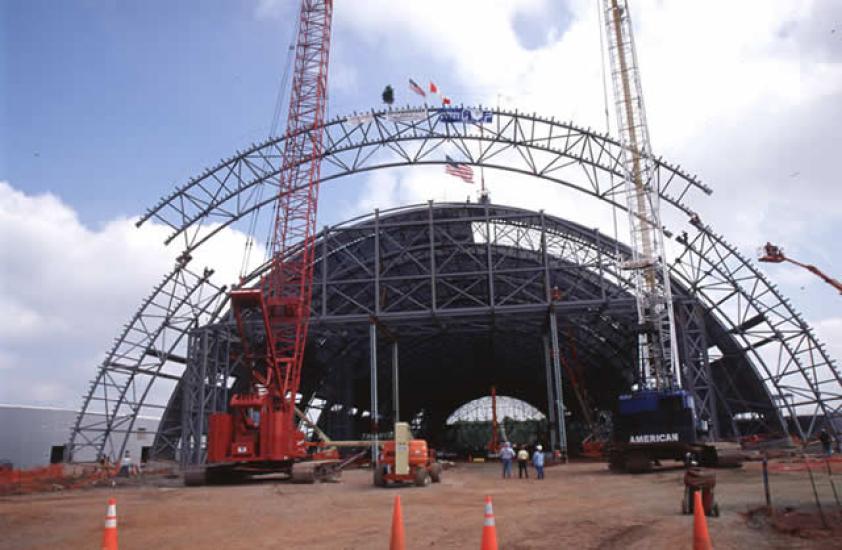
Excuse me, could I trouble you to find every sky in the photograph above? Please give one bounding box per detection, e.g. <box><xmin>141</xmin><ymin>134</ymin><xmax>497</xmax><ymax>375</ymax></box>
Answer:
<box><xmin>1</xmin><ymin>0</ymin><xmax>841</xmax><ymax>408</ymax></box>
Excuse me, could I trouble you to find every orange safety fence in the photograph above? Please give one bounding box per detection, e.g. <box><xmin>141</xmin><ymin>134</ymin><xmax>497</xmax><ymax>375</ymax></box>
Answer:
<box><xmin>0</xmin><ymin>462</ymin><xmax>118</xmax><ymax>495</ymax></box>
<box><xmin>0</xmin><ymin>463</ymin><xmax>64</xmax><ymax>485</ymax></box>
<box><xmin>765</xmin><ymin>454</ymin><xmax>842</xmax><ymax>473</ymax></box>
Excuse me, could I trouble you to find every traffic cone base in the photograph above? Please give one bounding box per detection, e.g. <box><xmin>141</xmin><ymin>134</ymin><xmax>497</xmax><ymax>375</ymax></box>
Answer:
<box><xmin>101</xmin><ymin>497</ymin><xmax>118</xmax><ymax>550</ymax></box>
<box><xmin>390</xmin><ymin>494</ymin><xmax>406</xmax><ymax>550</ymax></box>
<box><xmin>481</xmin><ymin>495</ymin><xmax>499</xmax><ymax>550</ymax></box>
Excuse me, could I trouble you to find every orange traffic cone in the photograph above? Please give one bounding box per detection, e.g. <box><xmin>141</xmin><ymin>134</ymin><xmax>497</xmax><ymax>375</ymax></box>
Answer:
<box><xmin>480</xmin><ymin>495</ymin><xmax>498</xmax><ymax>550</ymax></box>
<box><xmin>390</xmin><ymin>495</ymin><xmax>406</xmax><ymax>550</ymax></box>
<box><xmin>693</xmin><ymin>491</ymin><xmax>712</xmax><ymax>550</ymax></box>
<box><xmin>101</xmin><ymin>497</ymin><xmax>118</xmax><ymax>550</ymax></box>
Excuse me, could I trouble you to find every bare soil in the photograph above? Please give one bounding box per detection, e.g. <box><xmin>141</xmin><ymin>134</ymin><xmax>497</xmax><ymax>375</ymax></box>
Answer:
<box><xmin>1</xmin><ymin>461</ymin><xmax>839</xmax><ymax>549</ymax></box>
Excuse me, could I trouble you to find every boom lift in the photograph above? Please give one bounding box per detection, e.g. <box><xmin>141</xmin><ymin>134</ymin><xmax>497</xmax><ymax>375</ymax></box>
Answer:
<box><xmin>602</xmin><ymin>0</ymin><xmax>723</xmax><ymax>472</ymax></box>
<box><xmin>186</xmin><ymin>0</ymin><xmax>340</xmax><ymax>485</ymax></box>
<box><xmin>374</xmin><ymin>422</ymin><xmax>442</xmax><ymax>487</ymax></box>
<box><xmin>759</xmin><ymin>243</ymin><xmax>842</xmax><ymax>295</ymax></box>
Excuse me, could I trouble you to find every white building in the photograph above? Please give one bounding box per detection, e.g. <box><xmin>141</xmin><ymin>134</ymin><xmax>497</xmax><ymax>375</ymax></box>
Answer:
<box><xmin>0</xmin><ymin>404</ymin><xmax>159</xmax><ymax>469</ymax></box>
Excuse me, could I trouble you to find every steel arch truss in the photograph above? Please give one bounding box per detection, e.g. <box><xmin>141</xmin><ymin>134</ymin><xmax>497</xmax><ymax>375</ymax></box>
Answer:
<box><xmin>137</xmin><ymin>107</ymin><xmax>711</xmax><ymax>253</ymax></box>
<box><xmin>70</xmin><ymin>107</ymin><xmax>841</xmax><ymax>461</ymax></box>
<box><xmin>67</xmin><ymin>261</ymin><xmax>228</xmax><ymax>461</ymax></box>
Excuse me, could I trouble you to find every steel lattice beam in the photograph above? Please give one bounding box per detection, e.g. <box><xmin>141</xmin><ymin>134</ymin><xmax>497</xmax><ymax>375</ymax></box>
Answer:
<box><xmin>70</xmin><ymin>107</ymin><xmax>840</xmax><ymax>461</ymax></box>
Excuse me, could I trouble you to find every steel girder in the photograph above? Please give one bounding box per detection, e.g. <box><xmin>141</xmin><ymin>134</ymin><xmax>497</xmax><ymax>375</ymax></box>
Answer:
<box><xmin>70</xmin><ymin>107</ymin><xmax>840</xmax><ymax>461</ymax></box>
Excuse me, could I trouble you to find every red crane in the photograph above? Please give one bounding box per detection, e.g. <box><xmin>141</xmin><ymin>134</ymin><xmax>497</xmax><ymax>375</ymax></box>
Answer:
<box><xmin>488</xmin><ymin>386</ymin><xmax>500</xmax><ymax>453</ymax></box>
<box><xmin>197</xmin><ymin>0</ymin><xmax>336</xmax><ymax>484</ymax></box>
<box><xmin>759</xmin><ymin>243</ymin><xmax>842</xmax><ymax>295</ymax></box>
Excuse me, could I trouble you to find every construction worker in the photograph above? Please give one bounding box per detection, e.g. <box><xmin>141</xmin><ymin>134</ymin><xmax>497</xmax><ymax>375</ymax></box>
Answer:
<box><xmin>118</xmin><ymin>450</ymin><xmax>135</xmax><ymax>477</ymax></box>
<box><xmin>532</xmin><ymin>445</ymin><xmax>545</xmax><ymax>479</ymax></box>
<box><xmin>517</xmin><ymin>445</ymin><xmax>530</xmax><ymax>478</ymax></box>
<box><xmin>499</xmin><ymin>441</ymin><xmax>515</xmax><ymax>479</ymax></box>
<box><xmin>819</xmin><ymin>429</ymin><xmax>833</xmax><ymax>456</ymax></box>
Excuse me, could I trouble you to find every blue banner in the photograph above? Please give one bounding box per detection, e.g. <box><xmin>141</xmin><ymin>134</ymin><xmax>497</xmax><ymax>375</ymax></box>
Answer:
<box><xmin>437</xmin><ymin>108</ymin><xmax>493</xmax><ymax>124</ymax></box>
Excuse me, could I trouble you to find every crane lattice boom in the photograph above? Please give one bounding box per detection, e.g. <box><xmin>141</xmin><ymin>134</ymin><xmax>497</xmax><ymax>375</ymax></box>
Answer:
<box><xmin>603</xmin><ymin>0</ymin><xmax>679</xmax><ymax>389</ymax></box>
<box><xmin>228</xmin><ymin>0</ymin><xmax>333</xmax><ymax>435</ymax></box>
<box><xmin>265</xmin><ymin>0</ymin><xmax>333</xmax><ymax>404</ymax></box>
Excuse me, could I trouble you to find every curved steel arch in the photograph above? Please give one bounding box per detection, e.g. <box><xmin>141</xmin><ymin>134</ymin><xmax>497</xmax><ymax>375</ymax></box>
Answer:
<box><xmin>162</xmin><ymin>202</ymin><xmax>775</xmax><ymax>461</ymax></box>
<box><xmin>138</xmin><ymin>107</ymin><xmax>710</xmax><ymax>252</ymax></box>
<box><xmin>70</xmin><ymin>107</ymin><xmax>840</xmax><ymax>461</ymax></box>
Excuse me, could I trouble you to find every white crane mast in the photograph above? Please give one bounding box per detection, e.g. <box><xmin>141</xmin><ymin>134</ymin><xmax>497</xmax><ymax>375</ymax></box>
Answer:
<box><xmin>602</xmin><ymin>0</ymin><xmax>680</xmax><ymax>389</ymax></box>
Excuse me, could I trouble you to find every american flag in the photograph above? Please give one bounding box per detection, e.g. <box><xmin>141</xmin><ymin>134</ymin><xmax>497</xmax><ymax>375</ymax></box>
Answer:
<box><xmin>445</xmin><ymin>155</ymin><xmax>474</xmax><ymax>183</ymax></box>
<box><xmin>408</xmin><ymin>78</ymin><xmax>426</xmax><ymax>98</ymax></box>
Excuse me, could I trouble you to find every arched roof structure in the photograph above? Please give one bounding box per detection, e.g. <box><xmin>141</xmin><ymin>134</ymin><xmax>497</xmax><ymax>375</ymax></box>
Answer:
<box><xmin>67</xmin><ymin>107</ymin><xmax>841</xmax><ymax>462</ymax></box>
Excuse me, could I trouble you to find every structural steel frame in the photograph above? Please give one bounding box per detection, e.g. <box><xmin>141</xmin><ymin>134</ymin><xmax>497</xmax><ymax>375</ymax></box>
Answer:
<box><xmin>69</xmin><ymin>107</ymin><xmax>841</xmax><ymax>462</ymax></box>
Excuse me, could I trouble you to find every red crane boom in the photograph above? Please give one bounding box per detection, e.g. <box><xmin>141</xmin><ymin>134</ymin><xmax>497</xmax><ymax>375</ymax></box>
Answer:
<box><xmin>262</xmin><ymin>0</ymin><xmax>333</xmax><ymax>418</ymax></box>
<box><xmin>204</xmin><ymin>0</ymin><xmax>334</xmax><ymax>476</ymax></box>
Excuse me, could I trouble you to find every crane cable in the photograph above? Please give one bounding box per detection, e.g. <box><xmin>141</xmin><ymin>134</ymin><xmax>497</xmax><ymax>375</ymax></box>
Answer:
<box><xmin>270</xmin><ymin>20</ymin><xmax>300</xmax><ymax>138</ymax></box>
<box><xmin>597</xmin><ymin>0</ymin><xmax>622</xmax><ymax>264</ymax></box>
<box><xmin>239</xmin><ymin>17</ymin><xmax>300</xmax><ymax>280</ymax></box>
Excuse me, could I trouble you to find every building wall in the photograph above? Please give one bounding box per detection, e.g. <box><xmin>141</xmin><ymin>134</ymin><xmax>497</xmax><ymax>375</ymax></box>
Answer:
<box><xmin>0</xmin><ymin>405</ymin><xmax>159</xmax><ymax>469</ymax></box>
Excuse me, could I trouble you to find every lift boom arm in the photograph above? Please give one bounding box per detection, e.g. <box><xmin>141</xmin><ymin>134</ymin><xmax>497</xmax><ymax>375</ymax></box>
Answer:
<box><xmin>759</xmin><ymin>243</ymin><xmax>842</xmax><ymax>294</ymax></box>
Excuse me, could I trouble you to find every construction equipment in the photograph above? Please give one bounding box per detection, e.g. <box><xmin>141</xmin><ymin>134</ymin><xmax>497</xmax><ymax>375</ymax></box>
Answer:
<box><xmin>682</xmin><ymin>467</ymin><xmax>719</xmax><ymax>517</ymax></box>
<box><xmin>374</xmin><ymin>422</ymin><xmax>442</xmax><ymax>487</ymax></box>
<box><xmin>559</xmin><ymin>327</ymin><xmax>609</xmax><ymax>457</ymax></box>
<box><xmin>185</xmin><ymin>0</ymin><xmax>340</xmax><ymax>485</ymax></box>
<box><xmin>601</xmin><ymin>0</ymin><xmax>724</xmax><ymax>472</ymax></box>
<box><xmin>759</xmin><ymin>242</ymin><xmax>842</xmax><ymax>294</ymax></box>
<box><xmin>487</xmin><ymin>386</ymin><xmax>500</xmax><ymax>454</ymax></box>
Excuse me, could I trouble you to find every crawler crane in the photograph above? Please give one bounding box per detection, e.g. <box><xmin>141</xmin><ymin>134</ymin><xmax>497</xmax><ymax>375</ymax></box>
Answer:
<box><xmin>602</xmin><ymin>0</ymin><xmax>728</xmax><ymax>472</ymax></box>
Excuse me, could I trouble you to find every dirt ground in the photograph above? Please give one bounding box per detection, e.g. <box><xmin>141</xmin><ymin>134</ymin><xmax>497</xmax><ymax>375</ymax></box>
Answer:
<box><xmin>1</xmin><ymin>461</ymin><xmax>840</xmax><ymax>549</ymax></box>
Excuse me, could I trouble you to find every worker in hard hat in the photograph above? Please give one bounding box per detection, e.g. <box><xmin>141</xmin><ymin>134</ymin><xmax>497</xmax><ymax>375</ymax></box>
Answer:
<box><xmin>819</xmin><ymin>429</ymin><xmax>833</xmax><ymax>456</ymax></box>
<box><xmin>118</xmin><ymin>451</ymin><xmax>134</xmax><ymax>477</ymax></box>
<box><xmin>532</xmin><ymin>445</ymin><xmax>545</xmax><ymax>480</ymax></box>
<box><xmin>499</xmin><ymin>441</ymin><xmax>515</xmax><ymax>479</ymax></box>
<box><xmin>516</xmin><ymin>445</ymin><xmax>530</xmax><ymax>478</ymax></box>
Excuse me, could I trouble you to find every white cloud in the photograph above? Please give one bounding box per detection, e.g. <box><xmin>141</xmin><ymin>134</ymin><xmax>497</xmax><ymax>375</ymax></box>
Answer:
<box><xmin>0</xmin><ymin>181</ymin><xmax>259</xmax><ymax>407</ymax></box>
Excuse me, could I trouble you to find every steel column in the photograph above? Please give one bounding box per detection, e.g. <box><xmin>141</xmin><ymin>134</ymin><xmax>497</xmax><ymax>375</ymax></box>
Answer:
<box><xmin>369</xmin><ymin>321</ymin><xmax>379</xmax><ymax>463</ymax></box>
<box><xmin>392</xmin><ymin>341</ymin><xmax>400</xmax><ymax>422</ymax></box>
<box><xmin>549</xmin><ymin>310</ymin><xmax>568</xmax><ymax>459</ymax></box>
<box><xmin>485</xmin><ymin>203</ymin><xmax>495</xmax><ymax>308</ymax></box>
<box><xmin>429</xmin><ymin>201</ymin><xmax>437</xmax><ymax>312</ymax></box>
<box><xmin>321</xmin><ymin>226</ymin><xmax>329</xmax><ymax>317</ymax></box>
<box><xmin>676</xmin><ymin>300</ymin><xmax>720</xmax><ymax>439</ymax></box>
<box><xmin>543</xmin><ymin>333</ymin><xmax>558</xmax><ymax>450</ymax></box>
